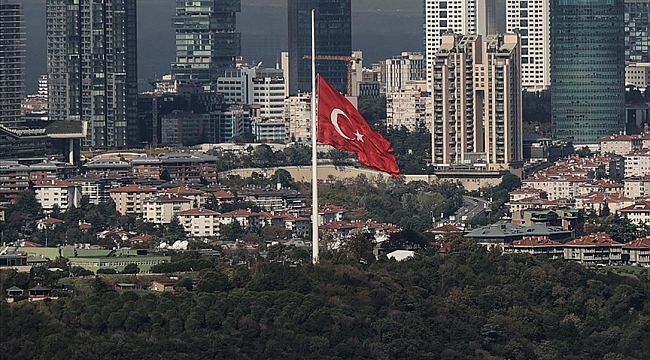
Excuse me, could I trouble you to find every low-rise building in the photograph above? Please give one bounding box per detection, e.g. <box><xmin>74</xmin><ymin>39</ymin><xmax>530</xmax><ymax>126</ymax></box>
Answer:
<box><xmin>624</xmin><ymin>149</ymin><xmax>650</xmax><ymax>178</ymax></box>
<box><xmin>109</xmin><ymin>185</ymin><xmax>158</xmax><ymax>216</ymax></box>
<box><xmin>620</xmin><ymin>201</ymin><xmax>650</xmax><ymax>225</ymax></box>
<box><xmin>144</xmin><ymin>195</ymin><xmax>193</xmax><ymax>224</ymax></box>
<box><xmin>599</xmin><ymin>134</ymin><xmax>643</xmax><ymax>155</ymax></box>
<box><xmin>563</xmin><ymin>232</ymin><xmax>623</xmax><ymax>265</ymax></box>
<box><xmin>623</xmin><ymin>237</ymin><xmax>650</xmax><ymax>267</ymax></box>
<box><xmin>220</xmin><ymin>209</ymin><xmax>261</xmax><ymax>231</ymax></box>
<box><xmin>177</xmin><ymin>208</ymin><xmax>221</xmax><ymax>238</ymax></box>
<box><xmin>624</xmin><ymin>175</ymin><xmax>650</xmax><ymax>199</ymax></box>
<box><xmin>503</xmin><ymin>236</ymin><xmax>564</xmax><ymax>259</ymax></box>
<box><xmin>34</xmin><ymin>179</ymin><xmax>82</xmax><ymax>213</ymax></box>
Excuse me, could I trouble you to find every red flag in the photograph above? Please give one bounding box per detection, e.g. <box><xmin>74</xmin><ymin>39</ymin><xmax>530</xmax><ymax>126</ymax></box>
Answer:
<box><xmin>317</xmin><ymin>76</ymin><xmax>400</xmax><ymax>178</ymax></box>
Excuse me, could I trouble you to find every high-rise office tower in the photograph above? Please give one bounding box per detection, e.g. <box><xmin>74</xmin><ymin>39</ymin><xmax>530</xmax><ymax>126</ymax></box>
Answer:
<box><xmin>431</xmin><ymin>33</ymin><xmax>522</xmax><ymax>170</ymax></box>
<box><xmin>625</xmin><ymin>0</ymin><xmax>650</xmax><ymax>63</ymax></box>
<box><xmin>551</xmin><ymin>0</ymin><xmax>625</xmax><ymax>143</ymax></box>
<box><xmin>47</xmin><ymin>0</ymin><xmax>138</xmax><ymax>149</ymax></box>
<box><xmin>424</xmin><ymin>0</ymin><xmax>505</xmax><ymax>91</ymax></box>
<box><xmin>171</xmin><ymin>0</ymin><xmax>241</xmax><ymax>91</ymax></box>
<box><xmin>0</xmin><ymin>0</ymin><xmax>25</xmax><ymax>129</ymax></box>
<box><xmin>288</xmin><ymin>0</ymin><xmax>352</xmax><ymax>95</ymax></box>
<box><xmin>505</xmin><ymin>0</ymin><xmax>550</xmax><ymax>91</ymax></box>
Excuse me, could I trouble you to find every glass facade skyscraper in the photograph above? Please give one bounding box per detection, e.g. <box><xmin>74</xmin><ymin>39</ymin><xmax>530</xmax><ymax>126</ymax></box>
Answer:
<box><xmin>550</xmin><ymin>0</ymin><xmax>625</xmax><ymax>143</ymax></box>
<box><xmin>288</xmin><ymin>0</ymin><xmax>352</xmax><ymax>95</ymax></box>
<box><xmin>625</xmin><ymin>0</ymin><xmax>650</xmax><ymax>63</ymax></box>
<box><xmin>171</xmin><ymin>0</ymin><xmax>241</xmax><ymax>91</ymax></box>
<box><xmin>47</xmin><ymin>0</ymin><xmax>138</xmax><ymax>149</ymax></box>
<box><xmin>0</xmin><ymin>0</ymin><xmax>25</xmax><ymax>129</ymax></box>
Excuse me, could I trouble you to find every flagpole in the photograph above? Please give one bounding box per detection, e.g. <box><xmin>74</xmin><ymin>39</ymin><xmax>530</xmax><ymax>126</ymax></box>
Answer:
<box><xmin>311</xmin><ymin>8</ymin><xmax>319</xmax><ymax>265</ymax></box>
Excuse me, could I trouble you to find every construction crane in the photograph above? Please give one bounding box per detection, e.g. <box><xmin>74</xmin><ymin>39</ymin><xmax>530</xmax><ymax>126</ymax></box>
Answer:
<box><xmin>302</xmin><ymin>55</ymin><xmax>361</xmax><ymax>96</ymax></box>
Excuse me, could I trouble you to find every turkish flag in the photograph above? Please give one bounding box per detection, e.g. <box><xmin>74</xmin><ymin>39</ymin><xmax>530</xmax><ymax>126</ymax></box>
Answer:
<box><xmin>317</xmin><ymin>76</ymin><xmax>400</xmax><ymax>178</ymax></box>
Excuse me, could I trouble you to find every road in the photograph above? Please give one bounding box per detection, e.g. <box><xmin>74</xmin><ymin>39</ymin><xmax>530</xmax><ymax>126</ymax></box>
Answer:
<box><xmin>453</xmin><ymin>196</ymin><xmax>490</xmax><ymax>222</ymax></box>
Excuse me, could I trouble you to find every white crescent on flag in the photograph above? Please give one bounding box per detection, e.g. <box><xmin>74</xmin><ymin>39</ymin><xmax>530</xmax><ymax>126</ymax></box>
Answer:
<box><xmin>330</xmin><ymin>108</ymin><xmax>354</xmax><ymax>140</ymax></box>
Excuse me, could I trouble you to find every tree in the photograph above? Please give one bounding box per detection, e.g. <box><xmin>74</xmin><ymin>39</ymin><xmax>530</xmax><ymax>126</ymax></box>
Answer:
<box><xmin>576</xmin><ymin>146</ymin><xmax>592</xmax><ymax>158</ymax></box>
<box><xmin>597</xmin><ymin>214</ymin><xmax>637</xmax><ymax>243</ymax></box>
<box><xmin>121</xmin><ymin>263</ymin><xmax>139</xmax><ymax>274</ymax></box>
<box><xmin>500</xmin><ymin>173</ymin><xmax>522</xmax><ymax>192</ymax></box>
<box><xmin>165</xmin><ymin>216</ymin><xmax>186</xmax><ymax>242</ymax></box>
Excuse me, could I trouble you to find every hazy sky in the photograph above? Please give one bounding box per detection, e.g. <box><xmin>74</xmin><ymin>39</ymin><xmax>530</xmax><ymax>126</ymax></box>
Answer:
<box><xmin>22</xmin><ymin>0</ymin><xmax>423</xmax><ymax>93</ymax></box>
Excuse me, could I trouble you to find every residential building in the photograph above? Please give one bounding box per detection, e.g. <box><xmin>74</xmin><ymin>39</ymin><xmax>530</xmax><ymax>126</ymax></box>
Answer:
<box><xmin>599</xmin><ymin>134</ymin><xmax>643</xmax><ymax>155</ymax></box>
<box><xmin>563</xmin><ymin>232</ymin><xmax>623</xmax><ymax>265</ymax></box>
<box><xmin>464</xmin><ymin>223</ymin><xmax>572</xmax><ymax>249</ymax></box>
<box><xmin>132</xmin><ymin>154</ymin><xmax>219</xmax><ymax>184</ymax></box>
<box><xmin>159</xmin><ymin>186</ymin><xmax>206</xmax><ymax>207</ymax></box>
<box><xmin>37</xmin><ymin>74</ymin><xmax>48</xmax><ymax>100</ymax></box>
<box><xmin>431</xmin><ymin>33</ymin><xmax>522</xmax><ymax>171</ymax></box>
<box><xmin>624</xmin><ymin>175</ymin><xmax>650</xmax><ymax>198</ymax></box>
<box><xmin>220</xmin><ymin>209</ymin><xmax>261</xmax><ymax>231</ymax></box>
<box><xmin>503</xmin><ymin>236</ymin><xmax>564</xmax><ymax>259</ymax></box>
<box><xmin>625</xmin><ymin>63</ymin><xmax>650</xmax><ymax>89</ymax></box>
<box><xmin>109</xmin><ymin>185</ymin><xmax>158</xmax><ymax>216</ymax></box>
<box><xmin>623</xmin><ymin>236</ymin><xmax>650</xmax><ymax>266</ymax></box>
<box><xmin>46</xmin><ymin>0</ymin><xmax>138</xmax><ymax>149</ymax></box>
<box><xmin>70</xmin><ymin>176</ymin><xmax>134</xmax><ymax>205</ymax></box>
<box><xmin>380</xmin><ymin>52</ymin><xmax>427</xmax><ymax>93</ymax></box>
<box><xmin>505</xmin><ymin>0</ymin><xmax>550</xmax><ymax>91</ymax></box>
<box><xmin>0</xmin><ymin>160</ymin><xmax>29</xmax><ymax>204</ymax></box>
<box><xmin>34</xmin><ymin>179</ymin><xmax>82</xmax><ymax>213</ymax></box>
<box><xmin>177</xmin><ymin>208</ymin><xmax>221</xmax><ymax>237</ymax></box>
<box><xmin>288</xmin><ymin>0</ymin><xmax>352</xmax><ymax>95</ymax></box>
<box><xmin>83</xmin><ymin>158</ymin><xmax>132</xmax><ymax>179</ymax></box>
<box><xmin>171</xmin><ymin>0</ymin><xmax>241</xmax><ymax>91</ymax></box>
<box><xmin>144</xmin><ymin>195</ymin><xmax>193</xmax><ymax>224</ymax></box>
<box><xmin>282</xmin><ymin>215</ymin><xmax>310</xmax><ymax>237</ymax></box>
<box><xmin>0</xmin><ymin>0</ymin><xmax>25</xmax><ymax>128</ymax></box>
<box><xmin>285</xmin><ymin>93</ymin><xmax>312</xmax><ymax>142</ymax></box>
<box><xmin>620</xmin><ymin>201</ymin><xmax>650</xmax><ymax>224</ymax></box>
<box><xmin>550</xmin><ymin>0</ymin><xmax>626</xmax><ymax>143</ymax></box>
<box><xmin>424</xmin><ymin>0</ymin><xmax>506</xmax><ymax>91</ymax></box>
<box><xmin>624</xmin><ymin>149</ymin><xmax>650</xmax><ymax>177</ymax></box>
<box><xmin>625</xmin><ymin>0</ymin><xmax>650</xmax><ymax>63</ymax></box>
<box><xmin>386</xmin><ymin>90</ymin><xmax>432</xmax><ymax>131</ymax></box>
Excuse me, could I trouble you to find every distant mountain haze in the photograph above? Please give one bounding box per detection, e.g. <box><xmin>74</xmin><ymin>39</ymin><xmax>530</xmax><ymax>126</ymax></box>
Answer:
<box><xmin>21</xmin><ymin>0</ymin><xmax>423</xmax><ymax>93</ymax></box>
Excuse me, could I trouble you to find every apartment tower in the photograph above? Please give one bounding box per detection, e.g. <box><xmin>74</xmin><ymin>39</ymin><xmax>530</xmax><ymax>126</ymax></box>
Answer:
<box><xmin>431</xmin><ymin>33</ymin><xmax>522</xmax><ymax>170</ymax></box>
<box><xmin>0</xmin><ymin>0</ymin><xmax>25</xmax><ymax>129</ymax></box>
<box><xmin>46</xmin><ymin>0</ymin><xmax>138</xmax><ymax>149</ymax></box>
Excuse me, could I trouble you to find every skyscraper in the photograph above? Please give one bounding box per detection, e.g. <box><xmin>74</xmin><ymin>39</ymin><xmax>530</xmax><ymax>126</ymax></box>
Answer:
<box><xmin>431</xmin><ymin>33</ymin><xmax>522</xmax><ymax>170</ymax></box>
<box><xmin>0</xmin><ymin>0</ymin><xmax>25</xmax><ymax>129</ymax></box>
<box><xmin>551</xmin><ymin>0</ymin><xmax>625</xmax><ymax>143</ymax></box>
<box><xmin>505</xmin><ymin>0</ymin><xmax>550</xmax><ymax>91</ymax></box>
<box><xmin>625</xmin><ymin>0</ymin><xmax>650</xmax><ymax>63</ymax></box>
<box><xmin>171</xmin><ymin>0</ymin><xmax>241</xmax><ymax>91</ymax></box>
<box><xmin>288</xmin><ymin>0</ymin><xmax>352</xmax><ymax>95</ymax></box>
<box><xmin>424</xmin><ymin>0</ymin><xmax>505</xmax><ymax>91</ymax></box>
<box><xmin>47</xmin><ymin>0</ymin><xmax>138</xmax><ymax>149</ymax></box>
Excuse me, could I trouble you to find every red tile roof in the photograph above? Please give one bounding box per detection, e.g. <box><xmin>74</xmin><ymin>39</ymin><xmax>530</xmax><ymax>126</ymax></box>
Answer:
<box><xmin>620</xmin><ymin>201</ymin><xmax>650</xmax><ymax>213</ymax></box>
<box><xmin>177</xmin><ymin>208</ymin><xmax>219</xmax><ymax>216</ymax></box>
<box><xmin>34</xmin><ymin>179</ymin><xmax>78</xmax><ymax>188</ymax></box>
<box><xmin>160</xmin><ymin>187</ymin><xmax>204</xmax><ymax>196</ymax></box>
<box><xmin>221</xmin><ymin>209</ymin><xmax>258</xmax><ymax>217</ymax></box>
<box><xmin>566</xmin><ymin>232</ymin><xmax>621</xmax><ymax>246</ymax></box>
<box><xmin>430</xmin><ymin>224</ymin><xmax>462</xmax><ymax>232</ymax></box>
<box><xmin>212</xmin><ymin>190</ymin><xmax>236</xmax><ymax>199</ymax></box>
<box><xmin>109</xmin><ymin>185</ymin><xmax>157</xmax><ymax>193</ymax></box>
<box><xmin>511</xmin><ymin>236</ymin><xmax>562</xmax><ymax>247</ymax></box>
<box><xmin>39</xmin><ymin>217</ymin><xmax>64</xmax><ymax>225</ymax></box>
<box><xmin>624</xmin><ymin>237</ymin><xmax>650</xmax><ymax>248</ymax></box>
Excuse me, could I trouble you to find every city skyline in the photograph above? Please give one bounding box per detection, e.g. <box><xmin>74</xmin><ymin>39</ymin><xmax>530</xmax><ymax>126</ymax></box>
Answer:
<box><xmin>20</xmin><ymin>0</ymin><xmax>424</xmax><ymax>94</ymax></box>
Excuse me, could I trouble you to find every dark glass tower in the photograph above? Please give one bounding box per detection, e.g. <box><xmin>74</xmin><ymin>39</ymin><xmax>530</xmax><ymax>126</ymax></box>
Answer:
<box><xmin>550</xmin><ymin>0</ymin><xmax>625</xmax><ymax>143</ymax></box>
<box><xmin>625</xmin><ymin>0</ymin><xmax>650</xmax><ymax>63</ymax></box>
<box><xmin>0</xmin><ymin>0</ymin><xmax>25</xmax><ymax>129</ymax></box>
<box><xmin>171</xmin><ymin>0</ymin><xmax>241</xmax><ymax>91</ymax></box>
<box><xmin>47</xmin><ymin>0</ymin><xmax>138</xmax><ymax>149</ymax></box>
<box><xmin>288</xmin><ymin>0</ymin><xmax>352</xmax><ymax>95</ymax></box>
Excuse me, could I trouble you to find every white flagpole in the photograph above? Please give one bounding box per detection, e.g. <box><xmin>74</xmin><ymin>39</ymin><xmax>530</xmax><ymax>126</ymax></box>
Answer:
<box><xmin>311</xmin><ymin>9</ymin><xmax>319</xmax><ymax>265</ymax></box>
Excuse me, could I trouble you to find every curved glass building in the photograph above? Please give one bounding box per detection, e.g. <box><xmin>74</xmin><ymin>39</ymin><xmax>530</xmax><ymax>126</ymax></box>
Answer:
<box><xmin>550</xmin><ymin>0</ymin><xmax>625</xmax><ymax>143</ymax></box>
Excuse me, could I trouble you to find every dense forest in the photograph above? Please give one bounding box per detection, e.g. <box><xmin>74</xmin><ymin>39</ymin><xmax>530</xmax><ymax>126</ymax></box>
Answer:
<box><xmin>2</xmin><ymin>243</ymin><xmax>650</xmax><ymax>360</ymax></box>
